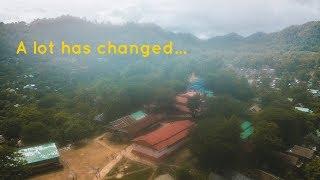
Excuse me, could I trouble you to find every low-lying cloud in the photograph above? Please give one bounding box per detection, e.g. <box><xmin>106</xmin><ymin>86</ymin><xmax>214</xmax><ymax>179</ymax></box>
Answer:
<box><xmin>1</xmin><ymin>0</ymin><xmax>320</xmax><ymax>38</ymax></box>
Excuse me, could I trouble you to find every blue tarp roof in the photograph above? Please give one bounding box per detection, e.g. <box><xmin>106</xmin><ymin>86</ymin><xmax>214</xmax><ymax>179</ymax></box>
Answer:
<box><xmin>187</xmin><ymin>78</ymin><xmax>214</xmax><ymax>97</ymax></box>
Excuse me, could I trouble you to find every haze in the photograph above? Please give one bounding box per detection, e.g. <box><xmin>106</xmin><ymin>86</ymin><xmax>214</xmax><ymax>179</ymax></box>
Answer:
<box><xmin>1</xmin><ymin>0</ymin><xmax>320</xmax><ymax>38</ymax></box>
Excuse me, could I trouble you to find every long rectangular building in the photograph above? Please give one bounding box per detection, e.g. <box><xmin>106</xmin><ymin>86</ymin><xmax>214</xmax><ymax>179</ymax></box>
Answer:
<box><xmin>18</xmin><ymin>143</ymin><xmax>62</xmax><ymax>174</ymax></box>
<box><xmin>132</xmin><ymin>120</ymin><xmax>195</xmax><ymax>161</ymax></box>
<box><xmin>109</xmin><ymin>110</ymin><xmax>163</xmax><ymax>140</ymax></box>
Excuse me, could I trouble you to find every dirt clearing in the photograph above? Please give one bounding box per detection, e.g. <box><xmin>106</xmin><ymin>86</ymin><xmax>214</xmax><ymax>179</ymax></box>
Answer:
<box><xmin>31</xmin><ymin>133</ymin><xmax>126</xmax><ymax>180</ymax></box>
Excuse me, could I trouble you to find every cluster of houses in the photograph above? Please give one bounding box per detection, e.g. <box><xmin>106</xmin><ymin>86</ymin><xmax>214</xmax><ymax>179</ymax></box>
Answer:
<box><xmin>233</xmin><ymin>65</ymin><xmax>320</xmax><ymax>115</ymax></box>
<box><xmin>232</xmin><ymin>65</ymin><xmax>278</xmax><ymax>88</ymax></box>
<box><xmin>4</xmin><ymin>73</ymin><xmax>213</xmax><ymax>176</ymax></box>
<box><xmin>278</xmin><ymin>145</ymin><xmax>316</xmax><ymax>171</ymax></box>
<box><xmin>107</xmin><ymin>73</ymin><xmax>214</xmax><ymax>161</ymax></box>
<box><xmin>10</xmin><ymin>74</ymin><xmax>253</xmax><ymax>177</ymax></box>
<box><xmin>231</xmin><ymin>65</ymin><xmax>320</xmax><ymax>92</ymax></box>
<box><xmin>8</xmin><ymin>71</ymin><xmax>319</xmax><ymax>179</ymax></box>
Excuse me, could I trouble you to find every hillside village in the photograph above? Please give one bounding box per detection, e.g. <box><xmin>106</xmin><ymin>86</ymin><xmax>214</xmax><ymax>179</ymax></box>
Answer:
<box><xmin>2</xmin><ymin>18</ymin><xmax>320</xmax><ymax>180</ymax></box>
<box><xmin>12</xmin><ymin>73</ymin><xmax>216</xmax><ymax>179</ymax></box>
<box><xmin>2</xmin><ymin>70</ymin><xmax>320</xmax><ymax>180</ymax></box>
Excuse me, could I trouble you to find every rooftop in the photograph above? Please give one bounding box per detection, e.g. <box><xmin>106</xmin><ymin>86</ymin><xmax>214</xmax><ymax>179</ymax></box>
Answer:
<box><xmin>110</xmin><ymin>110</ymin><xmax>148</xmax><ymax>129</ymax></box>
<box><xmin>287</xmin><ymin>145</ymin><xmax>315</xmax><ymax>159</ymax></box>
<box><xmin>130</xmin><ymin>111</ymin><xmax>147</xmax><ymax>121</ymax></box>
<box><xmin>176</xmin><ymin>96</ymin><xmax>188</xmax><ymax>104</ymax></box>
<box><xmin>204</xmin><ymin>90</ymin><xmax>214</xmax><ymax>97</ymax></box>
<box><xmin>278</xmin><ymin>152</ymin><xmax>301</xmax><ymax>167</ymax></box>
<box><xmin>240</xmin><ymin>121</ymin><xmax>253</xmax><ymax>140</ymax></box>
<box><xmin>133</xmin><ymin>120</ymin><xmax>195</xmax><ymax>151</ymax></box>
<box><xmin>155</xmin><ymin>174</ymin><xmax>174</xmax><ymax>180</ymax></box>
<box><xmin>18</xmin><ymin>143</ymin><xmax>59</xmax><ymax>164</ymax></box>
<box><xmin>295</xmin><ymin>107</ymin><xmax>313</xmax><ymax>113</ymax></box>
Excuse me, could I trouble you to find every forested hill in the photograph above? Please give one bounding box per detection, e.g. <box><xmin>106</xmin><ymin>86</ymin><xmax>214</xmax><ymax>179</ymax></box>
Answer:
<box><xmin>207</xmin><ymin>21</ymin><xmax>320</xmax><ymax>52</ymax></box>
<box><xmin>0</xmin><ymin>16</ymin><xmax>320</xmax><ymax>58</ymax></box>
<box><xmin>0</xmin><ymin>15</ymin><xmax>201</xmax><ymax>58</ymax></box>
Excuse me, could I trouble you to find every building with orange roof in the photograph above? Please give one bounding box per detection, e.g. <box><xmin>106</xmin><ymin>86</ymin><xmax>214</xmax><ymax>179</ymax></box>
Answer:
<box><xmin>175</xmin><ymin>91</ymin><xmax>198</xmax><ymax>113</ymax></box>
<box><xmin>131</xmin><ymin>120</ymin><xmax>195</xmax><ymax>161</ymax></box>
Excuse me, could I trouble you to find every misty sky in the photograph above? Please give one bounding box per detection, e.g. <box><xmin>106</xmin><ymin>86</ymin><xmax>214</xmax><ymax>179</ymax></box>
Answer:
<box><xmin>1</xmin><ymin>0</ymin><xmax>320</xmax><ymax>38</ymax></box>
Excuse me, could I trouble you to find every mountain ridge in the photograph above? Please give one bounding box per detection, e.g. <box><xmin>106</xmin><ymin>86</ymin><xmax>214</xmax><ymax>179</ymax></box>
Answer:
<box><xmin>0</xmin><ymin>16</ymin><xmax>320</xmax><ymax>56</ymax></box>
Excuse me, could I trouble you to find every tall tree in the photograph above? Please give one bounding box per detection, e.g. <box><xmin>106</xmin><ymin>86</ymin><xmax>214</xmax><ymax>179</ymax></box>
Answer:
<box><xmin>190</xmin><ymin>117</ymin><xmax>242</xmax><ymax>171</ymax></box>
<box><xmin>204</xmin><ymin>96</ymin><xmax>246</xmax><ymax>118</ymax></box>
<box><xmin>0</xmin><ymin>145</ymin><xmax>28</xmax><ymax>179</ymax></box>
<box><xmin>0</xmin><ymin>119</ymin><xmax>22</xmax><ymax>140</ymax></box>
<box><xmin>303</xmin><ymin>158</ymin><xmax>320</xmax><ymax>180</ymax></box>
<box><xmin>251</xmin><ymin>121</ymin><xmax>283</xmax><ymax>165</ymax></box>
<box><xmin>187</xmin><ymin>95</ymin><xmax>201</xmax><ymax>118</ymax></box>
<box><xmin>63</xmin><ymin>120</ymin><xmax>92</xmax><ymax>144</ymax></box>
<box><xmin>22</xmin><ymin>122</ymin><xmax>50</xmax><ymax>144</ymax></box>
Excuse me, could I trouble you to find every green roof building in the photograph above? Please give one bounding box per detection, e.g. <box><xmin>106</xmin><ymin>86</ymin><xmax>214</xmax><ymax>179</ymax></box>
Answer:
<box><xmin>130</xmin><ymin>111</ymin><xmax>147</xmax><ymax>121</ymax></box>
<box><xmin>109</xmin><ymin>110</ymin><xmax>163</xmax><ymax>140</ymax></box>
<box><xmin>19</xmin><ymin>143</ymin><xmax>60</xmax><ymax>166</ymax></box>
<box><xmin>240</xmin><ymin>121</ymin><xmax>254</xmax><ymax>140</ymax></box>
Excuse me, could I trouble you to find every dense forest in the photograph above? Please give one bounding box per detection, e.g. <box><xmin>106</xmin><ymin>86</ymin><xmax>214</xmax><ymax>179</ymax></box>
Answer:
<box><xmin>1</xmin><ymin>16</ymin><xmax>320</xmax><ymax>179</ymax></box>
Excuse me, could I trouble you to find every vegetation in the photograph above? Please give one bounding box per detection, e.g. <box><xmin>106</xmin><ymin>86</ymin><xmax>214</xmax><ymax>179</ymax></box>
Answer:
<box><xmin>190</xmin><ymin>117</ymin><xmax>242</xmax><ymax>171</ymax></box>
<box><xmin>303</xmin><ymin>158</ymin><xmax>320</xmax><ymax>180</ymax></box>
<box><xmin>0</xmin><ymin>145</ymin><xmax>28</xmax><ymax>179</ymax></box>
<box><xmin>1</xmin><ymin>16</ymin><xmax>320</xmax><ymax>179</ymax></box>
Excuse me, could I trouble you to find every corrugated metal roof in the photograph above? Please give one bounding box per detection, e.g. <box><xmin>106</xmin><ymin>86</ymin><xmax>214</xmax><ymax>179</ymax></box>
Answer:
<box><xmin>19</xmin><ymin>143</ymin><xmax>59</xmax><ymax>164</ymax></box>
<box><xmin>130</xmin><ymin>111</ymin><xmax>147</xmax><ymax>121</ymax></box>
<box><xmin>295</xmin><ymin>107</ymin><xmax>313</xmax><ymax>113</ymax></box>
<box><xmin>241</xmin><ymin>121</ymin><xmax>252</xmax><ymax>130</ymax></box>
<box><xmin>287</xmin><ymin>145</ymin><xmax>315</xmax><ymax>159</ymax></box>
<box><xmin>133</xmin><ymin>120</ymin><xmax>194</xmax><ymax>150</ymax></box>
<box><xmin>241</xmin><ymin>127</ymin><xmax>254</xmax><ymax>140</ymax></box>
<box><xmin>240</xmin><ymin>121</ymin><xmax>253</xmax><ymax>140</ymax></box>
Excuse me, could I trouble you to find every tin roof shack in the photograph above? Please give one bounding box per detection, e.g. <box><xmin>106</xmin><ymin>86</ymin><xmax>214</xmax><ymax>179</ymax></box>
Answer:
<box><xmin>286</xmin><ymin>145</ymin><xmax>315</xmax><ymax>161</ymax></box>
<box><xmin>294</xmin><ymin>107</ymin><xmax>313</xmax><ymax>113</ymax></box>
<box><xmin>308</xmin><ymin>89</ymin><xmax>320</xmax><ymax>97</ymax></box>
<box><xmin>108</xmin><ymin>111</ymin><xmax>163</xmax><ymax>141</ymax></box>
<box><xmin>132</xmin><ymin>120</ymin><xmax>195</xmax><ymax>161</ymax></box>
<box><xmin>19</xmin><ymin>143</ymin><xmax>62</xmax><ymax>175</ymax></box>
<box><xmin>277</xmin><ymin>152</ymin><xmax>303</xmax><ymax>168</ymax></box>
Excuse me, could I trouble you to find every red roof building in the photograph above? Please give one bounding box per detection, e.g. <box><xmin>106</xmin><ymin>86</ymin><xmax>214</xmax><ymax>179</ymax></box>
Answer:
<box><xmin>132</xmin><ymin>120</ymin><xmax>195</xmax><ymax>161</ymax></box>
<box><xmin>175</xmin><ymin>91</ymin><xmax>198</xmax><ymax>113</ymax></box>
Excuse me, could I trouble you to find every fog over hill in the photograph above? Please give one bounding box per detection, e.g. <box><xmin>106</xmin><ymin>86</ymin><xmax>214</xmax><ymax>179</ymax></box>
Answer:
<box><xmin>2</xmin><ymin>15</ymin><xmax>320</xmax><ymax>180</ymax></box>
<box><xmin>1</xmin><ymin>16</ymin><xmax>320</xmax><ymax>58</ymax></box>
